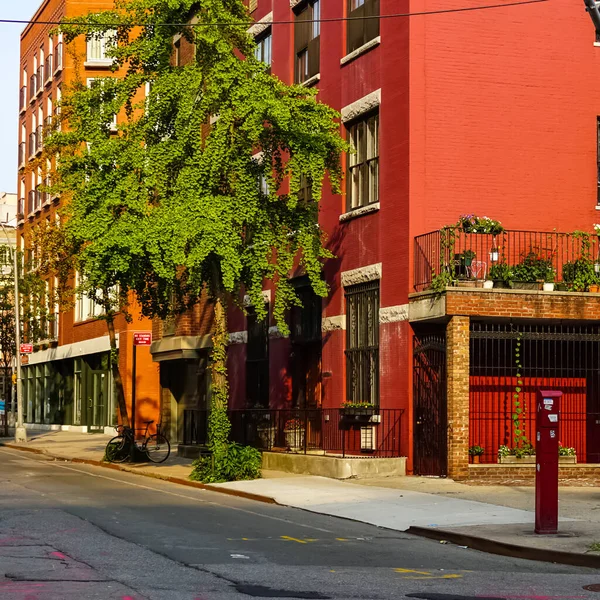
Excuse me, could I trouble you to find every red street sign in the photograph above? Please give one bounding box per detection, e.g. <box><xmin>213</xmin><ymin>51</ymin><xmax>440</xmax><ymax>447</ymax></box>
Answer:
<box><xmin>20</xmin><ymin>343</ymin><xmax>33</xmax><ymax>354</ymax></box>
<box><xmin>133</xmin><ymin>332</ymin><xmax>152</xmax><ymax>346</ymax></box>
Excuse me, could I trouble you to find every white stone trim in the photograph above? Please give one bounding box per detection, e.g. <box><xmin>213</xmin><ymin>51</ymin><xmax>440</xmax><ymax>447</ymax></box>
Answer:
<box><xmin>339</xmin><ymin>202</ymin><xmax>380</xmax><ymax>222</ymax></box>
<box><xmin>302</xmin><ymin>73</ymin><xmax>320</xmax><ymax>87</ymax></box>
<box><xmin>243</xmin><ymin>290</ymin><xmax>272</xmax><ymax>306</ymax></box>
<box><xmin>229</xmin><ymin>331</ymin><xmax>248</xmax><ymax>345</ymax></box>
<box><xmin>379</xmin><ymin>304</ymin><xmax>409</xmax><ymax>324</ymax></box>
<box><xmin>340</xmin><ymin>36</ymin><xmax>381</xmax><ymax>66</ymax></box>
<box><xmin>290</xmin><ymin>0</ymin><xmax>302</xmax><ymax>7</ymax></box>
<box><xmin>268</xmin><ymin>325</ymin><xmax>288</xmax><ymax>339</ymax></box>
<box><xmin>322</xmin><ymin>315</ymin><xmax>346</xmax><ymax>332</ymax></box>
<box><xmin>341</xmin><ymin>89</ymin><xmax>381</xmax><ymax>123</ymax></box>
<box><xmin>248</xmin><ymin>12</ymin><xmax>273</xmax><ymax>37</ymax></box>
<box><xmin>341</xmin><ymin>263</ymin><xmax>382</xmax><ymax>287</ymax></box>
<box><xmin>209</xmin><ymin>114</ymin><xmax>219</xmax><ymax>125</ymax></box>
<box><xmin>26</xmin><ymin>334</ymin><xmax>119</xmax><ymax>365</ymax></box>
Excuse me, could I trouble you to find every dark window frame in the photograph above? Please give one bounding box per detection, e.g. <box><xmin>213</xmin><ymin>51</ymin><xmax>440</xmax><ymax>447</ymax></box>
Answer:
<box><xmin>345</xmin><ymin>280</ymin><xmax>380</xmax><ymax>405</ymax></box>
<box><xmin>294</xmin><ymin>0</ymin><xmax>321</xmax><ymax>84</ymax></box>
<box><xmin>254</xmin><ymin>29</ymin><xmax>272</xmax><ymax>70</ymax></box>
<box><xmin>346</xmin><ymin>0</ymin><xmax>380</xmax><ymax>54</ymax></box>
<box><xmin>346</xmin><ymin>110</ymin><xmax>379</xmax><ymax>211</ymax></box>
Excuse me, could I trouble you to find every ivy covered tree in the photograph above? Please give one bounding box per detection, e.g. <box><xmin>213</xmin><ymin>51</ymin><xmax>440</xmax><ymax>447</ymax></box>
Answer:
<box><xmin>48</xmin><ymin>0</ymin><xmax>346</xmax><ymax>479</ymax></box>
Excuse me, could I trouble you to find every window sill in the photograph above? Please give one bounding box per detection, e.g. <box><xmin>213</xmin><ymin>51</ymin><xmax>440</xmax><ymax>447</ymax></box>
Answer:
<box><xmin>595</xmin><ymin>204</ymin><xmax>600</xmax><ymax>210</ymax></box>
<box><xmin>341</xmin><ymin>37</ymin><xmax>381</xmax><ymax>66</ymax></box>
<box><xmin>339</xmin><ymin>202</ymin><xmax>380</xmax><ymax>222</ymax></box>
<box><xmin>302</xmin><ymin>73</ymin><xmax>321</xmax><ymax>88</ymax></box>
<box><xmin>84</xmin><ymin>60</ymin><xmax>114</xmax><ymax>68</ymax></box>
<box><xmin>594</xmin><ymin>42</ymin><xmax>600</xmax><ymax>47</ymax></box>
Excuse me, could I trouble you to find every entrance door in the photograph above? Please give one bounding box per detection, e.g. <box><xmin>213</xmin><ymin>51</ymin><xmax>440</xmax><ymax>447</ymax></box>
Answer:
<box><xmin>87</xmin><ymin>370</ymin><xmax>108</xmax><ymax>433</ymax></box>
<box><xmin>413</xmin><ymin>333</ymin><xmax>447</xmax><ymax>476</ymax></box>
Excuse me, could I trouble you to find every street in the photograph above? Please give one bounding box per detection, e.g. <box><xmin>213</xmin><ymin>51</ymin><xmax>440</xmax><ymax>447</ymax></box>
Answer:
<box><xmin>0</xmin><ymin>448</ymin><xmax>598</xmax><ymax>600</ymax></box>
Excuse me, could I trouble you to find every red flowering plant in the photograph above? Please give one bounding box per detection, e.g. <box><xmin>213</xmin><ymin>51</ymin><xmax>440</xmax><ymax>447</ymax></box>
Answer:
<box><xmin>283</xmin><ymin>418</ymin><xmax>304</xmax><ymax>432</ymax></box>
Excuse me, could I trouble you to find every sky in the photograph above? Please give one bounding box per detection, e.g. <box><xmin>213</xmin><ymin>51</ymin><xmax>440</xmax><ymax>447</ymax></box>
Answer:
<box><xmin>0</xmin><ymin>1</ymin><xmax>43</xmax><ymax>193</ymax></box>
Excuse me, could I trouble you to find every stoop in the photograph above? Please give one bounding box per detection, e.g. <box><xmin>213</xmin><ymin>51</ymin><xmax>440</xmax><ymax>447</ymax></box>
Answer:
<box><xmin>261</xmin><ymin>452</ymin><xmax>407</xmax><ymax>479</ymax></box>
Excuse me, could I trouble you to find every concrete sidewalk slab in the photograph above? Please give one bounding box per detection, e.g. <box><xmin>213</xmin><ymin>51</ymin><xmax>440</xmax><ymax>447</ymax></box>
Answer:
<box><xmin>212</xmin><ymin>476</ymin><xmax>537</xmax><ymax>530</ymax></box>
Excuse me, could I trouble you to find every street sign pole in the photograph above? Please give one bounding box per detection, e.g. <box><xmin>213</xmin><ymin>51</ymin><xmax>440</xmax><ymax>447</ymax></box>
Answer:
<box><xmin>131</xmin><ymin>343</ymin><xmax>137</xmax><ymax>434</ymax></box>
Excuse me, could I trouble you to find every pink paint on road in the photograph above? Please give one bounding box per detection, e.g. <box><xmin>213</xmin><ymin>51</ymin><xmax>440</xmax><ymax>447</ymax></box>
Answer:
<box><xmin>49</xmin><ymin>551</ymin><xmax>69</xmax><ymax>560</ymax></box>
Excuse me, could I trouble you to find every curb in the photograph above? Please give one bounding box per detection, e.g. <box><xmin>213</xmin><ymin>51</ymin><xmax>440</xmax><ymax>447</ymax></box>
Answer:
<box><xmin>407</xmin><ymin>526</ymin><xmax>600</xmax><ymax>569</ymax></box>
<box><xmin>0</xmin><ymin>442</ymin><xmax>278</xmax><ymax>506</ymax></box>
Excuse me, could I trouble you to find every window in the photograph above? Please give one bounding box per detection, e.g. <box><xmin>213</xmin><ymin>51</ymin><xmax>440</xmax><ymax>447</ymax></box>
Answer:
<box><xmin>290</xmin><ymin>279</ymin><xmax>321</xmax><ymax>344</ymax></box>
<box><xmin>254</xmin><ymin>30</ymin><xmax>272</xmax><ymax>68</ymax></box>
<box><xmin>87</xmin><ymin>78</ymin><xmax>118</xmax><ymax>130</ymax></box>
<box><xmin>597</xmin><ymin>117</ymin><xmax>600</xmax><ymax>205</ymax></box>
<box><xmin>246</xmin><ymin>305</ymin><xmax>269</xmax><ymax>407</ymax></box>
<box><xmin>347</xmin><ymin>0</ymin><xmax>379</xmax><ymax>54</ymax></box>
<box><xmin>294</xmin><ymin>0</ymin><xmax>320</xmax><ymax>83</ymax></box>
<box><xmin>346</xmin><ymin>111</ymin><xmax>379</xmax><ymax>209</ymax></box>
<box><xmin>345</xmin><ymin>280</ymin><xmax>379</xmax><ymax>405</ymax></box>
<box><xmin>87</xmin><ymin>30</ymin><xmax>116</xmax><ymax>62</ymax></box>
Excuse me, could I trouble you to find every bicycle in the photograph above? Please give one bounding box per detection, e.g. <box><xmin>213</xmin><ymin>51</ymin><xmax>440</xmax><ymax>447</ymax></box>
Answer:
<box><xmin>105</xmin><ymin>420</ymin><xmax>171</xmax><ymax>464</ymax></box>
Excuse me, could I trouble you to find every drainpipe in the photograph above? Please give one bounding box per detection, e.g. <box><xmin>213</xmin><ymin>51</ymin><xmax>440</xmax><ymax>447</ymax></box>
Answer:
<box><xmin>584</xmin><ymin>0</ymin><xmax>600</xmax><ymax>34</ymax></box>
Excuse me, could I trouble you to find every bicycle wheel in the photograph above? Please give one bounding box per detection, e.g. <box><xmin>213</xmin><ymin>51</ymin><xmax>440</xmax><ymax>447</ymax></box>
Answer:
<box><xmin>145</xmin><ymin>434</ymin><xmax>170</xmax><ymax>463</ymax></box>
<box><xmin>105</xmin><ymin>435</ymin><xmax>131</xmax><ymax>463</ymax></box>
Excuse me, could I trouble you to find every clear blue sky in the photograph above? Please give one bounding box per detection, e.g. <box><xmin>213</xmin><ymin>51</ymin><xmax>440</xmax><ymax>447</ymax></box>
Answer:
<box><xmin>0</xmin><ymin>1</ymin><xmax>42</xmax><ymax>193</ymax></box>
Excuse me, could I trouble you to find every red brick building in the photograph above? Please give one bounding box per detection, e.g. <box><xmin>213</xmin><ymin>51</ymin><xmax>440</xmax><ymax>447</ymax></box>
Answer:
<box><xmin>17</xmin><ymin>0</ymin><xmax>160</xmax><ymax>435</ymax></box>
<box><xmin>157</xmin><ymin>0</ymin><xmax>600</xmax><ymax>481</ymax></box>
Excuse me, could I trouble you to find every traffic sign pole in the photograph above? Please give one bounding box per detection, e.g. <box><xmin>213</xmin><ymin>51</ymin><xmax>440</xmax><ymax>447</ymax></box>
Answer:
<box><xmin>131</xmin><ymin>332</ymin><xmax>152</xmax><ymax>440</ymax></box>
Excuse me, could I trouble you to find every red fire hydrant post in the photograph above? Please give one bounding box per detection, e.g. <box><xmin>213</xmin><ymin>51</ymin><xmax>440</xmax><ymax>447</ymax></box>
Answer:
<box><xmin>535</xmin><ymin>390</ymin><xmax>562</xmax><ymax>535</ymax></box>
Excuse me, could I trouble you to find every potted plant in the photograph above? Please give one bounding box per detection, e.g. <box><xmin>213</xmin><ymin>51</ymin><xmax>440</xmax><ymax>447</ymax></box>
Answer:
<box><xmin>562</xmin><ymin>258</ymin><xmax>596</xmax><ymax>291</ymax></box>
<box><xmin>497</xmin><ymin>443</ymin><xmax>536</xmax><ymax>464</ymax></box>
<box><xmin>543</xmin><ymin>272</ymin><xmax>555</xmax><ymax>292</ymax></box>
<box><xmin>469</xmin><ymin>445</ymin><xmax>484</xmax><ymax>464</ymax></box>
<box><xmin>489</xmin><ymin>262</ymin><xmax>512</xmax><ymax>289</ymax></box>
<box><xmin>457</xmin><ymin>215</ymin><xmax>505</xmax><ymax>235</ymax></box>
<box><xmin>454</xmin><ymin>249</ymin><xmax>477</xmax><ymax>284</ymax></box>
<box><xmin>511</xmin><ymin>251</ymin><xmax>553</xmax><ymax>290</ymax></box>
<box><xmin>558</xmin><ymin>443</ymin><xmax>577</xmax><ymax>464</ymax></box>
<box><xmin>283</xmin><ymin>418</ymin><xmax>305</xmax><ymax>451</ymax></box>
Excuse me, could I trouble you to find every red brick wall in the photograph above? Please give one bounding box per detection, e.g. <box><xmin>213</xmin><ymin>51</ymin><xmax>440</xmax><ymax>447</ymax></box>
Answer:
<box><xmin>469</xmin><ymin>464</ymin><xmax>600</xmax><ymax>486</ymax></box>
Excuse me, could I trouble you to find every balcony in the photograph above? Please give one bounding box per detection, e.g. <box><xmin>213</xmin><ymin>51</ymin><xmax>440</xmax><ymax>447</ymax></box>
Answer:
<box><xmin>36</xmin><ymin>66</ymin><xmax>44</xmax><ymax>96</ymax></box>
<box><xmin>44</xmin><ymin>55</ymin><xmax>53</xmax><ymax>84</ymax></box>
<box><xmin>17</xmin><ymin>198</ymin><xmax>25</xmax><ymax>221</ymax></box>
<box><xmin>414</xmin><ymin>228</ymin><xmax>600</xmax><ymax>292</ymax></box>
<box><xmin>36</xmin><ymin>125</ymin><xmax>44</xmax><ymax>154</ymax></box>
<box><xmin>29</xmin><ymin>75</ymin><xmax>36</xmax><ymax>102</ymax></box>
<box><xmin>19</xmin><ymin>87</ymin><xmax>27</xmax><ymax>113</ymax></box>
<box><xmin>54</xmin><ymin>43</ymin><xmax>63</xmax><ymax>73</ymax></box>
<box><xmin>27</xmin><ymin>189</ymin><xmax>40</xmax><ymax>214</ymax></box>
<box><xmin>18</xmin><ymin>142</ymin><xmax>25</xmax><ymax>168</ymax></box>
<box><xmin>28</xmin><ymin>132</ymin><xmax>37</xmax><ymax>158</ymax></box>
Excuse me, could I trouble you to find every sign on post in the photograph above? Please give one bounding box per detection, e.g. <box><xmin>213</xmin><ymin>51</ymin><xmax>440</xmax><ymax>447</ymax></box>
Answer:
<box><xmin>19</xmin><ymin>344</ymin><xmax>33</xmax><ymax>354</ymax></box>
<box><xmin>133</xmin><ymin>332</ymin><xmax>152</xmax><ymax>346</ymax></box>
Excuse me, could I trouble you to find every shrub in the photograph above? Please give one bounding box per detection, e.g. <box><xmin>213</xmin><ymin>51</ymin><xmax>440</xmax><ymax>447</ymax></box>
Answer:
<box><xmin>190</xmin><ymin>443</ymin><xmax>262</xmax><ymax>483</ymax></box>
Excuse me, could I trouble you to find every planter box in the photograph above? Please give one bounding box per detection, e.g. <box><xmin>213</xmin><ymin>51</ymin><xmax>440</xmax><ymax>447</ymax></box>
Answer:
<box><xmin>284</xmin><ymin>429</ymin><xmax>305</xmax><ymax>451</ymax></box>
<box><xmin>492</xmin><ymin>280</ymin><xmax>510</xmax><ymax>289</ymax></box>
<box><xmin>340</xmin><ymin>407</ymin><xmax>376</xmax><ymax>417</ymax></box>
<box><xmin>256</xmin><ymin>426</ymin><xmax>276</xmax><ymax>449</ymax></box>
<box><xmin>456</xmin><ymin>280</ymin><xmax>480</xmax><ymax>288</ymax></box>
<box><xmin>511</xmin><ymin>281</ymin><xmax>543</xmax><ymax>290</ymax></box>
<box><xmin>499</xmin><ymin>455</ymin><xmax>577</xmax><ymax>464</ymax></box>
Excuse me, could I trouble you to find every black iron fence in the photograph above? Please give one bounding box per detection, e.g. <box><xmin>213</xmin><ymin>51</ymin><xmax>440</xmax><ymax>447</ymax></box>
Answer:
<box><xmin>414</xmin><ymin>228</ymin><xmax>600</xmax><ymax>292</ymax></box>
<box><xmin>183</xmin><ymin>408</ymin><xmax>404</xmax><ymax>458</ymax></box>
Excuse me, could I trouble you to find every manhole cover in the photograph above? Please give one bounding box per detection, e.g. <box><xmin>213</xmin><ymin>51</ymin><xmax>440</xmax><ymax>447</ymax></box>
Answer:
<box><xmin>584</xmin><ymin>584</ymin><xmax>600</xmax><ymax>592</ymax></box>
<box><xmin>235</xmin><ymin>585</ymin><xmax>331</xmax><ymax>599</ymax></box>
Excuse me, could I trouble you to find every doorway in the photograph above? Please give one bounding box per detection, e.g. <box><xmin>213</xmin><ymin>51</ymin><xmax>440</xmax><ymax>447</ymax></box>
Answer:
<box><xmin>87</xmin><ymin>370</ymin><xmax>108</xmax><ymax>432</ymax></box>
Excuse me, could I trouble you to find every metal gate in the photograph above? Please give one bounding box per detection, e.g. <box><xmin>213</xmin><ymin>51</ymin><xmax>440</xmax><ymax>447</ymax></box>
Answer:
<box><xmin>413</xmin><ymin>332</ymin><xmax>447</xmax><ymax>476</ymax></box>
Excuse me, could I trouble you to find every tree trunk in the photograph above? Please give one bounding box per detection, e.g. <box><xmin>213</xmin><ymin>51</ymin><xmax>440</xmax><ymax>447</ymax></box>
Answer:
<box><xmin>208</xmin><ymin>295</ymin><xmax>231</xmax><ymax>471</ymax></box>
<box><xmin>106</xmin><ymin>314</ymin><xmax>129</xmax><ymax>428</ymax></box>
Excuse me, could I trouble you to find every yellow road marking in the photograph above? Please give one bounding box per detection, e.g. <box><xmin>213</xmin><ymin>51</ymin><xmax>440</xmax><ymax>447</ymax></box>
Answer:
<box><xmin>336</xmin><ymin>538</ymin><xmax>349</xmax><ymax>541</ymax></box>
<box><xmin>394</xmin><ymin>568</ymin><xmax>432</xmax><ymax>576</ymax></box>
<box><xmin>402</xmin><ymin>575</ymin><xmax>463</xmax><ymax>580</ymax></box>
<box><xmin>281</xmin><ymin>536</ymin><xmax>308</xmax><ymax>544</ymax></box>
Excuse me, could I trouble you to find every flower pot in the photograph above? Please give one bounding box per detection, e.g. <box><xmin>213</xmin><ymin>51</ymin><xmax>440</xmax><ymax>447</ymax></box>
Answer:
<box><xmin>542</xmin><ymin>282</ymin><xmax>555</xmax><ymax>292</ymax></box>
<box><xmin>589</xmin><ymin>284</ymin><xmax>600</xmax><ymax>293</ymax></box>
<box><xmin>511</xmin><ymin>281</ymin><xmax>543</xmax><ymax>291</ymax></box>
<box><xmin>493</xmin><ymin>279</ymin><xmax>510</xmax><ymax>289</ymax></box>
<box><xmin>471</xmin><ymin>455</ymin><xmax>480</xmax><ymax>464</ymax></box>
<box><xmin>256</xmin><ymin>425</ymin><xmax>276</xmax><ymax>449</ymax></box>
<box><xmin>457</xmin><ymin>279</ymin><xmax>478</xmax><ymax>288</ymax></box>
<box><xmin>498</xmin><ymin>455</ymin><xmax>536</xmax><ymax>464</ymax></box>
<box><xmin>340</xmin><ymin>407</ymin><xmax>377</xmax><ymax>419</ymax></box>
<box><xmin>483</xmin><ymin>280</ymin><xmax>494</xmax><ymax>289</ymax></box>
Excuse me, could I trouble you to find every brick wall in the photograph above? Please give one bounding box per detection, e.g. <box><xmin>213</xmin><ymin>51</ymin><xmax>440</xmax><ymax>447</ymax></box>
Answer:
<box><xmin>446</xmin><ymin>315</ymin><xmax>470</xmax><ymax>480</ymax></box>
<box><xmin>468</xmin><ymin>464</ymin><xmax>600</xmax><ymax>486</ymax></box>
<box><xmin>445</xmin><ymin>289</ymin><xmax>600</xmax><ymax>320</ymax></box>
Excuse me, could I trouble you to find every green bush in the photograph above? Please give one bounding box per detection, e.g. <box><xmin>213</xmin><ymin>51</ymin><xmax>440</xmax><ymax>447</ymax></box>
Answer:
<box><xmin>190</xmin><ymin>443</ymin><xmax>262</xmax><ymax>483</ymax></box>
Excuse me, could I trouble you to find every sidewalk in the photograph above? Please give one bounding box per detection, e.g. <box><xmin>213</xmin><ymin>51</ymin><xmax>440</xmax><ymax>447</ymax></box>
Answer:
<box><xmin>2</xmin><ymin>431</ymin><xmax>600</xmax><ymax>566</ymax></box>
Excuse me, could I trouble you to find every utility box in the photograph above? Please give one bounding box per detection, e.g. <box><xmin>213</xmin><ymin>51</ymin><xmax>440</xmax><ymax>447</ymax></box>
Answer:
<box><xmin>535</xmin><ymin>390</ymin><xmax>562</xmax><ymax>534</ymax></box>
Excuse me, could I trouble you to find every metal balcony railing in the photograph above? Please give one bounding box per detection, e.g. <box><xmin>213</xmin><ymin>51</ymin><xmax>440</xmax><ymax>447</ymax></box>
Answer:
<box><xmin>36</xmin><ymin>125</ymin><xmax>43</xmax><ymax>153</ymax></box>
<box><xmin>18</xmin><ymin>142</ymin><xmax>25</xmax><ymax>168</ymax></box>
<box><xmin>36</xmin><ymin>66</ymin><xmax>44</xmax><ymax>95</ymax></box>
<box><xmin>19</xmin><ymin>86</ymin><xmax>27</xmax><ymax>112</ymax></box>
<box><xmin>54</xmin><ymin>43</ymin><xmax>63</xmax><ymax>73</ymax></box>
<box><xmin>29</xmin><ymin>74</ymin><xmax>36</xmax><ymax>101</ymax></box>
<box><xmin>414</xmin><ymin>228</ymin><xmax>600</xmax><ymax>292</ymax></box>
<box><xmin>44</xmin><ymin>55</ymin><xmax>53</xmax><ymax>83</ymax></box>
<box><xmin>17</xmin><ymin>198</ymin><xmax>25</xmax><ymax>219</ymax></box>
<box><xmin>28</xmin><ymin>132</ymin><xmax>36</xmax><ymax>158</ymax></box>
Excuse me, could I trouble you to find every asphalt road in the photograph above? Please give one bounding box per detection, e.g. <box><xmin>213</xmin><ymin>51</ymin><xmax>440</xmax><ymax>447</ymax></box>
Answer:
<box><xmin>0</xmin><ymin>448</ymin><xmax>599</xmax><ymax>600</ymax></box>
